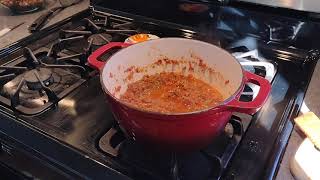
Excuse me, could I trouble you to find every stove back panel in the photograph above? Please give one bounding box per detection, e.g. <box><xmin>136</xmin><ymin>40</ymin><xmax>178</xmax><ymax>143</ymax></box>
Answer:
<box><xmin>91</xmin><ymin>0</ymin><xmax>320</xmax><ymax>51</ymax></box>
<box><xmin>91</xmin><ymin>0</ymin><xmax>222</xmax><ymax>27</ymax></box>
<box><xmin>239</xmin><ymin>0</ymin><xmax>320</xmax><ymax>13</ymax></box>
<box><xmin>92</xmin><ymin>0</ymin><xmax>320</xmax><ymax>14</ymax></box>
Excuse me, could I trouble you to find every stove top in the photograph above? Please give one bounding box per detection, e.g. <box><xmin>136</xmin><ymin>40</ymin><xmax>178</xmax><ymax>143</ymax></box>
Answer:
<box><xmin>0</xmin><ymin>46</ymin><xmax>87</xmax><ymax>115</ymax></box>
<box><xmin>0</xmin><ymin>4</ymin><xmax>319</xmax><ymax>180</ymax></box>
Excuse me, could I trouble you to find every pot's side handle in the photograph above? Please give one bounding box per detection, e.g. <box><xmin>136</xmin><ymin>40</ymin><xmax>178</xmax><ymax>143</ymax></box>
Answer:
<box><xmin>226</xmin><ymin>71</ymin><xmax>271</xmax><ymax>114</ymax></box>
<box><xmin>88</xmin><ymin>42</ymin><xmax>131</xmax><ymax>71</ymax></box>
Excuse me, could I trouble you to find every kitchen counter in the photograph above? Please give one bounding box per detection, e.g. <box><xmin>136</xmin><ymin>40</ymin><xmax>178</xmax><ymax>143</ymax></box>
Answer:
<box><xmin>0</xmin><ymin>0</ymin><xmax>89</xmax><ymax>49</ymax></box>
<box><xmin>0</xmin><ymin>1</ymin><xmax>320</xmax><ymax>179</ymax></box>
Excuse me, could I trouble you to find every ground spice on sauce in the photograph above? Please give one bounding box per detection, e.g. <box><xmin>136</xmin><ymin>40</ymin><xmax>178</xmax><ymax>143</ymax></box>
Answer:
<box><xmin>120</xmin><ymin>72</ymin><xmax>224</xmax><ymax>113</ymax></box>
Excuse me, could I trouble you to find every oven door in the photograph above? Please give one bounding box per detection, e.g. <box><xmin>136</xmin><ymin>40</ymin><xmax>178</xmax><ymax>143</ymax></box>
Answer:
<box><xmin>0</xmin><ymin>134</ymin><xmax>79</xmax><ymax>180</ymax></box>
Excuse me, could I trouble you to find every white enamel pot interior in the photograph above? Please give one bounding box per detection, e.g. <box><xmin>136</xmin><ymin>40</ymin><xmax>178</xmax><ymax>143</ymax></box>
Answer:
<box><xmin>100</xmin><ymin>38</ymin><xmax>244</xmax><ymax>113</ymax></box>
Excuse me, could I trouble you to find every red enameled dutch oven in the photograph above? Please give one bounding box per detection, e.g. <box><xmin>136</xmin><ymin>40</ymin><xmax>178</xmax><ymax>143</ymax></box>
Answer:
<box><xmin>88</xmin><ymin>38</ymin><xmax>271</xmax><ymax>152</ymax></box>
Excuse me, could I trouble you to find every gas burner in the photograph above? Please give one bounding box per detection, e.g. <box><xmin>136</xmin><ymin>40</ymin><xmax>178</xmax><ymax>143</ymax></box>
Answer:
<box><xmin>36</xmin><ymin>51</ymin><xmax>57</xmax><ymax>64</ymax></box>
<box><xmin>24</xmin><ymin>68</ymin><xmax>54</xmax><ymax>90</ymax></box>
<box><xmin>61</xmin><ymin>17</ymin><xmax>137</xmax><ymax>41</ymax></box>
<box><xmin>98</xmin><ymin>116</ymin><xmax>248</xmax><ymax>180</ymax></box>
<box><xmin>0</xmin><ymin>47</ymin><xmax>87</xmax><ymax>115</ymax></box>
<box><xmin>57</xmin><ymin>16</ymin><xmax>142</xmax><ymax>56</ymax></box>
<box><xmin>88</xmin><ymin>33</ymin><xmax>112</xmax><ymax>46</ymax></box>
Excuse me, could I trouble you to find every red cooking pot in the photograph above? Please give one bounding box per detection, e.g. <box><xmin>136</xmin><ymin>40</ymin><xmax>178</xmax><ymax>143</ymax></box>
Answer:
<box><xmin>88</xmin><ymin>38</ymin><xmax>271</xmax><ymax>152</ymax></box>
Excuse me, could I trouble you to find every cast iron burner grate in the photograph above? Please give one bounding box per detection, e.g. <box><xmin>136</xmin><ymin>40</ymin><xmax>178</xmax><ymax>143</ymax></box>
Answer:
<box><xmin>59</xmin><ymin>16</ymin><xmax>139</xmax><ymax>53</ymax></box>
<box><xmin>232</xmin><ymin>49</ymin><xmax>276</xmax><ymax>102</ymax></box>
<box><xmin>98</xmin><ymin>114</ymin><xmax>252</xmax><ymax>180</ymax></box>
<box><xmin>0</xmin><ymin>44</ymin><xmax>88</xmax><ymax>115</ymax></box>
<box><xmin>0</xmin><ymin>14</ymin><xmax>187</xmax><ymax>115</ymax></box>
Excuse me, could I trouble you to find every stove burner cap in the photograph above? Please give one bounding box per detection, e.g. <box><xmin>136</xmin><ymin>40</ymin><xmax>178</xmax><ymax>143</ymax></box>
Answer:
<box><xmin>24</xmin><ymin>68</ymin><xmax>54</xmax><ymax>90</ymax></box>
<box><xmin>88</xmin><ymin>33</ymin><xmax>113</xmax><ymax>46</ymax></box>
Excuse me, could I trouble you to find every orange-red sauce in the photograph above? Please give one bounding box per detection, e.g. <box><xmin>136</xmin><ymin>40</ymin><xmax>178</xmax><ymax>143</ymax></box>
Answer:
<box><xmin>120</xmin><ymin>72</ymin><xmax>224</xmax><ymax>113</ymax></box>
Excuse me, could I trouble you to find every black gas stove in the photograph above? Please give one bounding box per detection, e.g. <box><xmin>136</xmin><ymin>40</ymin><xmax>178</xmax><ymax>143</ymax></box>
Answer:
<box><xmin>0</xmin><ymin>1</ymin><xmax>319</xmax><ymax>180</ymax></box>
